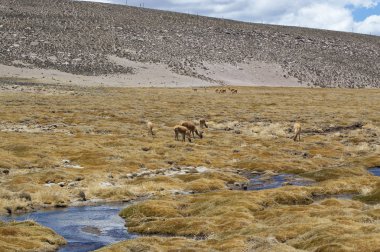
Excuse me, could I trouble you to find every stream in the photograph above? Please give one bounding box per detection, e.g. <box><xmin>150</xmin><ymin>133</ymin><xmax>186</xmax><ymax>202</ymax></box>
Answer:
<box><xmin>0</xmin><ymin>203</ymin><xmax>137</xmax><ymax>252</ymax></box>
<box><xmin>1</xmin><ymin>167</ymin><xmax>379</xmax><ymax>251</ymax></box>
<box><xmin>247</xmin><ymin>173</ymin><xmax>314</xmax><ymax>190</ymax></box>
<box><xmin>369</xmin><ymin>167</ymin><xmax>380</xmax><ymax>176</ymax></box>
<box><xmin>228</xmin><ymin>172</ymin><xmax>314</xmax><ymax>190</ymax></box>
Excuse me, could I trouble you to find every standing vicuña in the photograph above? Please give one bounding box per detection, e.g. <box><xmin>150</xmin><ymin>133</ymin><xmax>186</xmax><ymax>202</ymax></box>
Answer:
<box><xmin>199</xmin><ymin>119</ymin><xmax>208</xmax><ymax>129</ymax></box>
<box><xmin>147</xmin><ymin>121</ymin><xmax>154</xmax><ymax>136</ymax></box>
<box><xmin>293</xmin><ymin>123</ymin><xmax>301</xmax><ymax>141</ymax></box>
<box><xmin>181</xmin><ymin>121</ymin><xmax>203</xmax><ymax>138</ymax></box>
<box><xmin>174</xmin><ymin>125</ymin><xmax>192</xmax><ymax>142</ymax></box>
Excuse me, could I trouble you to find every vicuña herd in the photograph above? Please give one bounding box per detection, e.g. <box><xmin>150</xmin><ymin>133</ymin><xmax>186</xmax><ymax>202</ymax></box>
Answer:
<box><xmin>191</xmin><ymin>86</ymin><xmax>238</xmax><ymax>94</ymax></box>
<box><xmin>147</xmin><ymin>120</ymin><xmax>302</xmax><ymax>142</ymax></box>
<box><xmin>215</xmin><ymin>88</ymin><xmax>238</xmax><ymax>94</ymax></box>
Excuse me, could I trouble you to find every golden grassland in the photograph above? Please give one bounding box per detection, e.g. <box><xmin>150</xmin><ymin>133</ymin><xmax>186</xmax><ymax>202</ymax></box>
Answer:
<box><xmin>0</xmin><ymin>78</ymin><xmax>379</xmax><ymax>251</ymax></box>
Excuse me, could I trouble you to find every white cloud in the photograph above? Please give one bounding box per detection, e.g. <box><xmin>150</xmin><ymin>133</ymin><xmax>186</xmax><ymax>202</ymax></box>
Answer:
<box><xmin>273</xmin><ymin>3</ymin><xmax>355</xmax><ymax>31</ymax></box>
<box><xmin>355</xmin><ymin>15</ymin><xmax>380</xmax><ymax>34</ymax></box>
<box><xmin>78</xmin><ymin>0</ymin><xmax>380</xmax><ymax>35</ymax></box>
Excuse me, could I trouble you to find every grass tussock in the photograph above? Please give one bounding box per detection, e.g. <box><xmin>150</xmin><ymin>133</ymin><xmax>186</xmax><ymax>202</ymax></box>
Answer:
<box><xmin>97</xmin><ymin>236</ymin><xmax>305</xmax><ymax>252</ymax></box>
<box><xmin>33</xmin><ymin>189</ymin><xmax>70</xmax><ymax>207</ymax></box>
<box><xmin>354</xmin><ymin>182</ymin><xmax>380</xmax><ymax>204</ymax></box>
<box><xmin>0</xmin><ymin>221</ymin><xmax>66</xmax><ymax>252</ymax></box>
<box><xmin>0</xmin><ymin>189</ymin><xmax>31</xmax><ymax>215</ymax></box>
<box><xmin>96</xmin><ymin>236</ymin><xmax>249</xmax><ymax>252</ymax></box>
<box><xmin>184</xmin><ymin>178</ymin><xmax>226</xmax><ymax>193</ymax></box>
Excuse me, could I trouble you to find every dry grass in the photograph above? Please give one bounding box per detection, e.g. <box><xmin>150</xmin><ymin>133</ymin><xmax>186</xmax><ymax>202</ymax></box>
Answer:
<box><xmin>0</xmin><ymin>221</ymin><xmax>66</xmax><ymax>252</ymax></box>
<box><xmin>0</xmin><ymin>79</ymin><xmax>379</xmax><ymax>251</ymax></box>
<box><xmin>354</xmin><ymin>182</ymin><xmax>380</xmax><ymax>204</ymax></box>
<box><xmin>96</xmin><ymin>236</ymin><xmax>252</xmax><ymax>252</ymax></box>
<box><xmin>113</xmin><ymin>176</ymin><xmax>380</xmax><ymax>251</ymax></box>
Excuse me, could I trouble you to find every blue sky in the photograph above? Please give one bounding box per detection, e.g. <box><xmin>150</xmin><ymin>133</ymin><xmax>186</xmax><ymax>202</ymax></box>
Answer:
<box><xmin>80</xmin><ymin>0</ymin><xmax>380</xmax><ymax>35</ymax></box>
<box><xmin>352</xmin><ymin>3</ymin><xmax>380</xmax><ymax>21</ymax></box>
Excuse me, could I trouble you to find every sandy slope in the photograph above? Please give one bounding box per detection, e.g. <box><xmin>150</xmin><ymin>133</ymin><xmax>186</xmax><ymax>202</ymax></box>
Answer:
<box><xmin>196</xmin><ymin>61</ymin><xmax>301</xmax><ymax>87</ymax></box>
<box><xmin>0</xmin><ymin>59</ymin><xmax>301</xmax><ymax>87</ymax></box>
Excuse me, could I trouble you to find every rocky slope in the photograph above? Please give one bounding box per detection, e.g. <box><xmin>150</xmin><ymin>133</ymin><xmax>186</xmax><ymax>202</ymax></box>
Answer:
<box><xmin>0</xmin><ymin>0</ymin><xmax>379</xmax><ymax>87</ymax></box>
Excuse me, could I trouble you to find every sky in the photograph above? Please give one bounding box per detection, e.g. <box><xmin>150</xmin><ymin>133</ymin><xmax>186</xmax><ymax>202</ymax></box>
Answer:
<box><xmin>80</xmin><ymin>0</ymin><xmax>380</xmax><ymax>35</ymax></box>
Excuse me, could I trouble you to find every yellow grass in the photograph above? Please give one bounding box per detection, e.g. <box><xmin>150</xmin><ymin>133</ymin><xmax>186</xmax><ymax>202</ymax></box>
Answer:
<box><xmin>113</xmin><ymin>176</ymin><xmax>380</xmax><ymax>251</ymax></box>
<box><xmin>0</xmin><ymin>221</ymin><xmax>66</xmax><ymax>252</ymax></box>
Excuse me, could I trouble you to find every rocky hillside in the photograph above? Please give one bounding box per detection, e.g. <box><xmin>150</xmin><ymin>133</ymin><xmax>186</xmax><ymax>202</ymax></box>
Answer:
<box><xmin>1</xmin><ymin>0</ymin><xmax>379</xmax><ymax>88</ymax></box>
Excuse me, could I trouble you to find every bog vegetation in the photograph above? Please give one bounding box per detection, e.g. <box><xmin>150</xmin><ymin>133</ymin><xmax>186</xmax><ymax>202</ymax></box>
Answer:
<box><xmin>0</xmin><ymin>78</ymin><xmax>379</xmax><ymax>251</ymax></box>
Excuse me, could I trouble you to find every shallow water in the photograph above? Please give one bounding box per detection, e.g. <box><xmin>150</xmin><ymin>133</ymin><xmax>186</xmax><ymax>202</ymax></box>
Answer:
<box><xmin>0</xmin><ymin>203</ymin><xmax>137</xmax><ymax>252</ymax></box>
<box><xmin>247</xmin><ymin>173</ymin><xmax>314</xmax><ymax>191</ymax></box>
<box><xmin>313</xmin><ymin>193</ymin><xmax>355</xmax><ymax>201</ymax></box>
<box><xmin>369</xmin><ymin>167</ymin><xmax>380</xmax><ymax>176</ymax></box>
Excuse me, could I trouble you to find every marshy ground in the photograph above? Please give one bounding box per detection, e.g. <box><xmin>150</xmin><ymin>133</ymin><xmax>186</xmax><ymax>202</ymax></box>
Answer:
<box><xmin>0</xmin><ymin>78</ymin><xmax>379</xmax><ymax>251</ymax></box>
